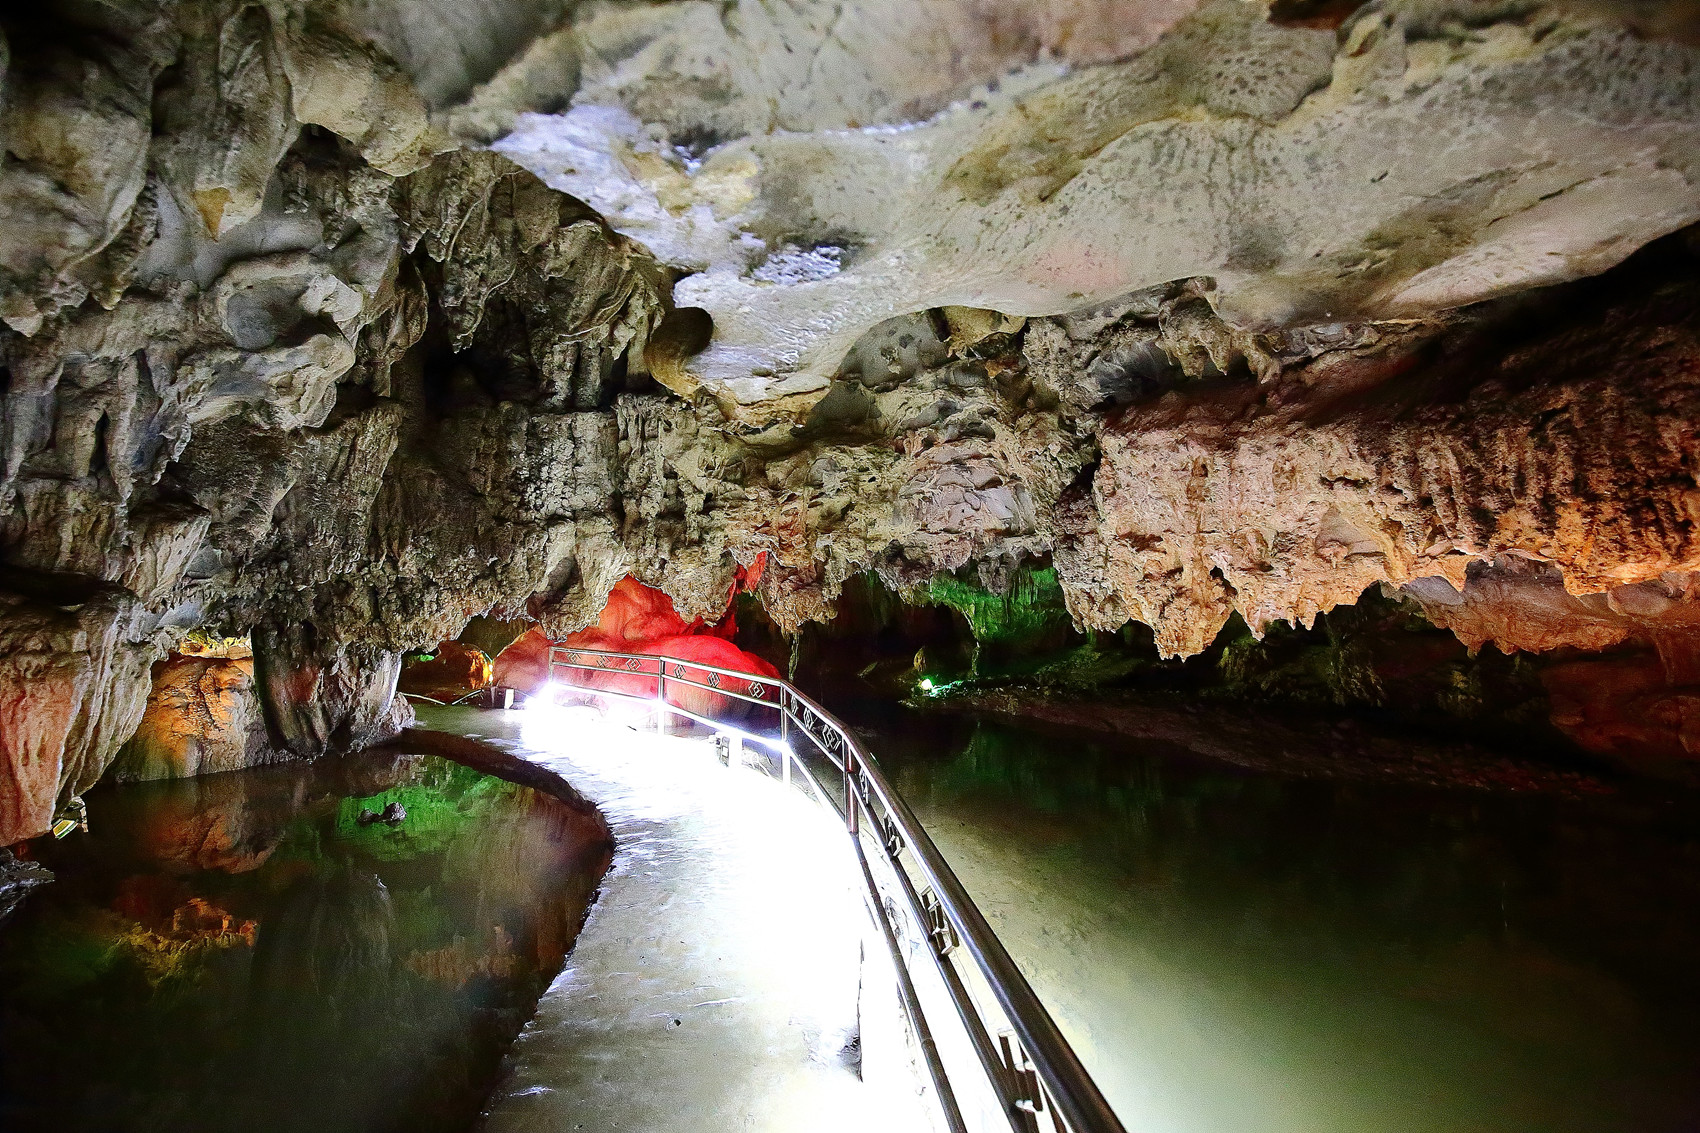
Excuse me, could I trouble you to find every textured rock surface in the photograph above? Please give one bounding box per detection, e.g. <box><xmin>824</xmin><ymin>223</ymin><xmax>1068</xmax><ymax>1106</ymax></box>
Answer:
<box><xmin>0</xmin><ymin>578</ymin><xmax>156</xmax><ymax>844</ymax></box>
<box><xmin>110</xmin><ymin>653</ymin><xmax>275</xmax><ymax>782</ymax></box>
<box><xmin>493</xmin><ymin>0</ymin><xmax>1700</xmax><ymax>412</ymax></box>
<box><xmin>0</xmin><ymin>845</ymin><xmax>53</xmax><ymax>922</ymax></box>
<box><xmin>2</xmin><ymin>0</ymin><xmax>1700</xmax><ymax>837</ymax></box>
<box><xmin>1055</xmin><ymin>265</ymin><xmax>1700</xmax><ymax>657</ymax></box>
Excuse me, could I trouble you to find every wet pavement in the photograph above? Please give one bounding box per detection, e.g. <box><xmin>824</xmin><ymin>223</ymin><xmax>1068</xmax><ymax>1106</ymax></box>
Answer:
<box><xmin>417</xmin><ymin>704</ymin><xmax>936</xmax><ymax>1133</ymax></box>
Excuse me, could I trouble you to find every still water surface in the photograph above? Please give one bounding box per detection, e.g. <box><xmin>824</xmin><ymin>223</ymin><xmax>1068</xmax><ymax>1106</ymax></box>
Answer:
<box><xmin>5</xmin><ymin>710</ymin><xmax>1698</xmax><ymax>1133</ymax></box>
<box><xmin>0</xmin><ymin>751</ymin><xmax>609</xmax><ymax>1133</ymax></box>
<box><xmin>864</xmin><ymin>711</ymin><xmax>1700</xmax><ymax>1133</ymax></box>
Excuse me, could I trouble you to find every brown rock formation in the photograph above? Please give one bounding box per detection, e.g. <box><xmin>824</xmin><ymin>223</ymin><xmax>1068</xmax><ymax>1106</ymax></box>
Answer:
<box><xmin>1400</xmin><ymin>557</ymin><xmax>1700</xmax><ymax>771</ymax></box>
<box><xmin>252</xmin><ymin>623</ymin><xmax>415</xmax><ymax>759</ymax></box>
<box><xmin>0</xmin><ymin>3</ymin><xmax>667</xmax><ymax>838</ymax></box>
<box><xmin>1054</xmin><ymin>267</ymin><xmax>1700</xmax><ymax>658</ymax></box>
<box><xmin>1543</xmin><ymin>652</ymin><xmax>1700</xmax><ymax>775</ymax></box>
<box><xmin>110</xmin><ymin>653</ymin><xmax>274</xmax><ymax>781</ymax></box>
<box><xmin>1405</xmin><ymin>561</ymin><xmax>1700</xmax><ymax>660</ymax></box>
<box><xmin>398</xmin><ymin>641</ymin><xmax>493</xmax><ymax>704</ymax></box>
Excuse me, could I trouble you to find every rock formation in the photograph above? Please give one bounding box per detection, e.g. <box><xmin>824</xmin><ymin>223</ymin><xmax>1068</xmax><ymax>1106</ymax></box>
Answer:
<box><xmin>1055</xmin><ymin>261</ymin><xmax>1700</xmax><ymax>657</ymax></box>
<box><xmin>492</xmin><ymin>0</ymin><xmax>1700</xmax><ymax>413</ymax></box>
<box><xmin>492</xmin><ymin>573</ymin><xmax>779</xmax><ymax>718</ymax></box>
<box><xmin>397</xmin><ymin>641</ymin><xmax>494</xmax><ymax>704</ymax></box>
<box><xmin>3</xmin><ymin>0</ymin><xmax>1700</xmax><ymax>838</ymax></box>
<box><xmin>110</xmin><ymin>646</ymin><xmax>275</xmax><ymax>782</ymax></box>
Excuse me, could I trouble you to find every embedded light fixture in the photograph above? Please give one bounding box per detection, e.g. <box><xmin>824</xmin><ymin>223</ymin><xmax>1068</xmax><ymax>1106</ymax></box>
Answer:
<box><xmin>51</xmin><ymin>796</ymin><xmax>88</xmax><ymax>838</ymax></box>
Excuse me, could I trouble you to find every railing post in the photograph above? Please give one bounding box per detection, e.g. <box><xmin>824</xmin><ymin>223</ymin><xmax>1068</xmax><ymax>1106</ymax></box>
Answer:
<box><xmin>655</xmin><ymin>662</ymin><xmax>667</xmax><ymax>733</ymax></box>
<box><xmin>778</xmin><ymin>689</ymin><xmax>793</xmax><ymax>787</ymax></box>
<box><xmin>844</xmin><ymin>746</ymin><xmax>858</xmax><ymax>835</ymax></box>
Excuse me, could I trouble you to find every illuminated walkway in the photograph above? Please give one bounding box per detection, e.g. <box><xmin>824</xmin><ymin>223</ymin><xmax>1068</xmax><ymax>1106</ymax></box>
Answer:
<box><xmin>417</xmin><ymin>705</ymin><xmax>935</xmax><ymax>1133</ymax></box>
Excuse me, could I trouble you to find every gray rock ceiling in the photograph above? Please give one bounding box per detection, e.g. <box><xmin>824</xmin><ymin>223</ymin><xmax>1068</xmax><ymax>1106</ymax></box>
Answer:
<box><xmin>1</xmin><ymin>0</ymin><xmax>1698</xmax><ymax>840</ymax></box>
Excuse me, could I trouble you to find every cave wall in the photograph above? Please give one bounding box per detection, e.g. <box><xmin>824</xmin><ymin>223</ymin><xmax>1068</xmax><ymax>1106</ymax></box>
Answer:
<box><xmin>2</xmin><ymin>0</ymin><xmax>1699</xmax><ymax>839</ymax></box>
<box><xmin>0</xmin><ymin>2</ymin><xmax>673</xmax><ymax>841</ymax></box>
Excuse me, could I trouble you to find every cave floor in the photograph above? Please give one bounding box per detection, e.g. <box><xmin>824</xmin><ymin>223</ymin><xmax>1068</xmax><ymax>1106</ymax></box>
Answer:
<box><xmin>415</xmin><ymin>705</ymin><xmax>935</xmax><ymax>1133</ymax></box>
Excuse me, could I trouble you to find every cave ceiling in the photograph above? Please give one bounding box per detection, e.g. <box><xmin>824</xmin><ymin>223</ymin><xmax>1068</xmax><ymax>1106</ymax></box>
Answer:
<box><xmin>1</xmin><ymin>0</ymin><xmax>1699</xmax><ymax>839</ymax></box>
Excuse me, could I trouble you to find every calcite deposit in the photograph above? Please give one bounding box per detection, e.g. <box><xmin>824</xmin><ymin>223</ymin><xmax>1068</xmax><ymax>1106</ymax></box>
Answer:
<box><xmin>493</xmin><ymin>0</ymin><xmax>1700</xmax><ymax>411</ymax></box>
<box><xmin>1055</xmin><ymin>263</ymin><xmax>1700</xmax><ymax>656</ymax></box>
<box><xmin>3</xmin><ymin>0</ymin><xmax>1700</xmax><ymax>838</ymax></box>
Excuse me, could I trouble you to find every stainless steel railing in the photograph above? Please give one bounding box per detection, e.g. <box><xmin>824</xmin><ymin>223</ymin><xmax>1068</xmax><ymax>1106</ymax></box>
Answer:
<box><xmin>544</xmin><ymin>645</ymin><xmax>1127</xmax><ymax>1133</ymax></box>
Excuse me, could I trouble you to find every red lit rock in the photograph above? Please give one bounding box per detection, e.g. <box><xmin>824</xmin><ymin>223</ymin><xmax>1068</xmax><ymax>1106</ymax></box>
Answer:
<box><xmin>0</xmin><ymin>585</ymin><xmax>156</xmax><ymax>845</ymax></box>
<box><xmin>495</xmin><ymin>575</ymin><xmax>779</xmax><ymax>718</ymax></box>
<box><xmin>549</xmin><ymin>634</ymin><xmax>781</xmax><ymax>720</ymax></box>
<box><xmin>493</xmin><ymin>628</ymin><xmax>554</xmax><ymax>697</ymax></box>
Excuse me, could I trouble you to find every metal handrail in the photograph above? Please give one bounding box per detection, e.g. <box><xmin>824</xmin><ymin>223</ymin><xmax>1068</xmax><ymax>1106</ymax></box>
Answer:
<box><xmin>543</xmin><ymin>645</ymin><xmax>1127</xmax><ymax>1133</ymax></box>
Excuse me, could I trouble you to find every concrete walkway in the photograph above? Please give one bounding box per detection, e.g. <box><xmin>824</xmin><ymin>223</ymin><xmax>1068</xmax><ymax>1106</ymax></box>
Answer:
<box><xmin>417</xmin><ymin>704</ymin><xmax>936</xmax><ymax>1133</ymax></box>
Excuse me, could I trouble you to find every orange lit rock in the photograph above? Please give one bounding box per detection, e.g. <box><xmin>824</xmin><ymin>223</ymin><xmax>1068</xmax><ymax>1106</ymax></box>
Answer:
<box><xmin>1400</xmin><ymin>558</ymin><xmax>1700</xmax><ymax>771</ymax></box>
<box><xmin>398</xmin><ymin>641</ymin><xmax>494</xmax><ymax>703</ymax></box>
<box><xmin>110</xmin><ymin>655</ymin><xmax>273</xmax><ymax>782</ymax></box>
<box><xmin>1404</xmin><ymin>559</ymin><xmax>1700</xmax><ymax>659</ymax></box>
<box><xmin>176</xmin><ymin>635</ymin><xmax>253</xmax><ymax>660</ymax></box>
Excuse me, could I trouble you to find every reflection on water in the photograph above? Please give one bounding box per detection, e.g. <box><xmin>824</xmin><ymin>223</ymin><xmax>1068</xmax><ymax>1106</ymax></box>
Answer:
<box><xmin>0</xmin><ymin>752</ymin><xmax>610</xmax><ymax>1133</ymax></box>
<box><xmin>867</xmin><ymin>712</ymin><xmax>1700</xmax><ymax>1133</ymax></box>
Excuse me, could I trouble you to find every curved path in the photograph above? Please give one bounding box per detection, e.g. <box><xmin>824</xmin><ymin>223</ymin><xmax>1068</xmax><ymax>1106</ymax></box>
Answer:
<box><xmin>414</xmin><ymin>704</ymin><xmax>936</xmax><ymax>1133</ymax></box>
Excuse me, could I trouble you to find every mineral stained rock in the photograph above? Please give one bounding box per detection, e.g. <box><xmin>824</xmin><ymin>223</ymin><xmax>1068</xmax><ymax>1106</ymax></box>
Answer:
<box><xmin>110</xmin><ymin>652</ymin><xmax>276</xmax><ymax>782</ymax></box>
<box><xmin>1055</xmin><ymin>268</ymin><xmax>1700</xmax><ymax>658</ymax></box>
<box><xmin>492</xmin><ymin>0</ymin><xmax>1700</xmax><ymax>411</ymax></box>
<box><xmin>3</xmin><ymin>0</ymin><xmax>1700</xmax><ymax>837</ymax></box>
